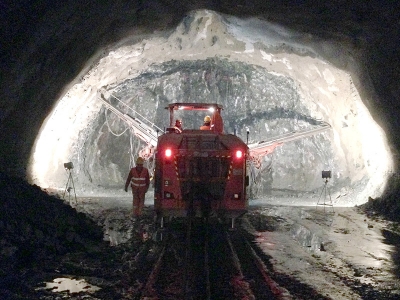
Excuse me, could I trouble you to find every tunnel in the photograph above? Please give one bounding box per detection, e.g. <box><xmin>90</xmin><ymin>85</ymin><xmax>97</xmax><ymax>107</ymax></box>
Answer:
<box><xmin>3</xmin><ymin>1</ymin><xmax>400</xmax><ymax>298</ymax></box>
<box><xmin>1</xmin><ymin>1</ymin><xmax>400</xmax><ymax>206</ymax></box>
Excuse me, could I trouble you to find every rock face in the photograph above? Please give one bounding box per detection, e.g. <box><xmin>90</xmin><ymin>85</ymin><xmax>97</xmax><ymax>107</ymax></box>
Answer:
<box><xmin>81</xmin><ymin>58</ymin><xmax>334</xmax><ymax>193</ymax></box>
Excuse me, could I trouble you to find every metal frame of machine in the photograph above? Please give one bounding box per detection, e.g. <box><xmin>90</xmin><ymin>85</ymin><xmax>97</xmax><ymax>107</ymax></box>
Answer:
<box><xmin>153</xmin><ymin>103</ymin><xmax>249</xmax><ymax>226</ymax></box>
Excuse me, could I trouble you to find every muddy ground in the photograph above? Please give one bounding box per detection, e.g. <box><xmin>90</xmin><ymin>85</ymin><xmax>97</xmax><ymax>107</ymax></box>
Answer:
<box><xmin>1</xmin><ymin>172</ymin><xmax>400</xmax><ymax>299</ymax></box>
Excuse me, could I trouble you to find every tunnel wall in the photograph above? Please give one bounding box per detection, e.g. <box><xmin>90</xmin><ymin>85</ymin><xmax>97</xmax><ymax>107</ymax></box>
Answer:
<box><xmin>1</xmin><ymin>1</ymin><xmax>399</xmax><ymax>205</ymax></box>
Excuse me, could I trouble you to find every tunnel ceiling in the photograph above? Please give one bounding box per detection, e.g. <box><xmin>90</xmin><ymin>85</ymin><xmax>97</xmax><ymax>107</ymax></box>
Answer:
<box><xmin>1</xmin><ymin>1</ymin><xmax>400</xmax><ymax>206</ymax></box>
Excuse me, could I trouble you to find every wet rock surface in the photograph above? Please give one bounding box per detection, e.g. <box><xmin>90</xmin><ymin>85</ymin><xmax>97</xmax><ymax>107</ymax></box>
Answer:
<box><xmin>0</xmin><ymin>173</ymin><xmax>155</xmax><ymax>299</ymax></box>
<box><xmin>244</xmin><ymin>204</ymin><xmax>400</xmax><ymax>299</ymax></box>
<box><xmin>1</xmin><ymin>172</ymin><xmax>400</xmax><ymax>299</ymax></box>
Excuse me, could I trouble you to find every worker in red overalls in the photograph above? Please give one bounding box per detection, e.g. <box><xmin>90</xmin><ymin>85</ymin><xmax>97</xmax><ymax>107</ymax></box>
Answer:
<box><xmin>200</xmin><ymin>115</ymin><xmax>211</xmax><ymax>130</ymax></box>
<box><xmin>124</xmin><ymin>157</ymin><xmax>150</xmax><ymax>219</ymax></box>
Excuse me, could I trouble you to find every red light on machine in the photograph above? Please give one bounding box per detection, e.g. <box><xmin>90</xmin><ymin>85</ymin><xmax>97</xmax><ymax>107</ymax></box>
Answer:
<box><xmin>235</xmin><ymin>150</ymin><xmax>243</xmax><ymax>159</ymax></box>
<box><xmin>165</xmin><ymin>148</ymin><xmax>172</xmax><ymax>158</ymax></box>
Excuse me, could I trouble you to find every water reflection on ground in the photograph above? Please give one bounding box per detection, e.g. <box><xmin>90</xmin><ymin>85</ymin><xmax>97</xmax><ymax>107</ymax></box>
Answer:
<box><xmin>37</xmin><ymin>277</ymin><xmax>101</xmax><ymax>293</ymax></box>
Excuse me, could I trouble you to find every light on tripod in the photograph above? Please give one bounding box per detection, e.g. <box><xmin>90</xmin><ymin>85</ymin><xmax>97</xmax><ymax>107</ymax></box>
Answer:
<box><xmin>322</xmin><ymin>170</ymin><xmax>331</xmax><ymax>179</ymax></box>
<box><xmin>64</xmin><ymin>162</ymin><xmax>74</xmax><ymax>170</ymax></box>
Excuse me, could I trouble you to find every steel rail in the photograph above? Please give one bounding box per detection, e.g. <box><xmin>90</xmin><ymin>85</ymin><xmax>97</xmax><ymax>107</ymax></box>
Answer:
<box><xmin>238</xmin><ymin>229</ymin><xmax>292</xmax><ymax>300</ymax></box>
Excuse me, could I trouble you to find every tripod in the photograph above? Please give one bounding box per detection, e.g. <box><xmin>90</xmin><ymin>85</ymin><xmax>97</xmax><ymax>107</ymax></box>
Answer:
<box><xmin>63</xmin><ymin>169</ymin><xmax>77</xmax><ymax>203</ymax></box>
<box><xmin>316</xmin><ymin>178</ymin><xmax>334</xmax><ymax>213</ymax></box>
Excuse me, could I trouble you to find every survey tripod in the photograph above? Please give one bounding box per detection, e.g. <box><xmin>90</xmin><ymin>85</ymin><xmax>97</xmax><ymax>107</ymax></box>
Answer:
<box><xmin>63</xmin><ymin>163</ymin><xmax>77</xmax><ymax>203</ymax></box>
<box><xmin>316</xmin><ymin>178</ymin><xmax>334</xmax><ymax>213</ymax></box>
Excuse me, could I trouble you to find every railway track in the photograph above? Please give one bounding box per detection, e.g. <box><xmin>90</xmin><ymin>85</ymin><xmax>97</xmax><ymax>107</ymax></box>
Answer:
<box><xmin>137</xmin><ymin>218</ymin><xmax>292</xmax><ymax>299</ymax></box>
<box><xmin>139</xmin><ymin>222</ymin><xmax>186</xmax><ymax>299</ymax></box>
<box><xmin>228</xmin><ymin>228</ymin><xmax>291</xmax><ymax>299</ymax></box>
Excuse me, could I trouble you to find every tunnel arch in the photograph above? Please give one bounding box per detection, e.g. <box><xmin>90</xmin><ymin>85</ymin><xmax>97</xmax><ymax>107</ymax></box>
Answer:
<box><xmin>26</xmin><ymin>9</ymin><xmax>393</xmax><ymax>205</ymax></box>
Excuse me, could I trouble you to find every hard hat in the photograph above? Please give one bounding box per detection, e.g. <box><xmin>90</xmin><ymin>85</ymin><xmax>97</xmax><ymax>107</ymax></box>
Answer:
<box><xmin>136</xmin><ymin>157</ymin><xmax>144</xmax><ymax>164</ymax></box>
<box><xmin>204</xmin><ymin>116</ymin><xmax>211</xmax><ymax>122</ymax></box>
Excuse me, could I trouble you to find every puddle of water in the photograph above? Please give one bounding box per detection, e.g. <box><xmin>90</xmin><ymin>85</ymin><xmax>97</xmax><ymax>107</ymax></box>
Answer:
<box><xmin>290</xmin><ymin>223</ymin><xmax>324</xmax><ymax>251</ymax></box>
<box><xmin>102</xmin><ymin>216</ymin><xmax>131</xmax><ymax>245</ymax></box>
<box><xmin>36</xmin><ymin>277</ymin><xmax>101</xmax><ymax>293</ymax></box>
<box><xmin>105</xmin><ymin>228</ymin><xmax>129</xmax><ymax>245</ymax></box>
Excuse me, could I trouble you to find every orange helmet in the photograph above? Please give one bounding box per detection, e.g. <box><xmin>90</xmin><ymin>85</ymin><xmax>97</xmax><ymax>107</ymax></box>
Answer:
<box><xmin>204</xmin><ymin>116</ymin><xmax>211</xmax><ymax>122</ymax></box>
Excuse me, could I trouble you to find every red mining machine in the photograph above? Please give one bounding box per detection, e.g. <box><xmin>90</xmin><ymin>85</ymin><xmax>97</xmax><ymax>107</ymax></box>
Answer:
<box><xmin>153</xmin><ymin>103</ymin><xmax>250</xmax><ymax>227</ymax></box>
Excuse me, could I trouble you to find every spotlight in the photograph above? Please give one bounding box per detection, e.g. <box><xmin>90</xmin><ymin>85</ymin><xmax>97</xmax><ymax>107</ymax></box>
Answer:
<box><xmin>64</xmin><ymin>162</ymin><xmax>74</xmax><ymax>170</ymax></box>
<box><xmin>322</xmin><ymin>170</ymin><xmax>331</xmax><ymax>179</ymax></box>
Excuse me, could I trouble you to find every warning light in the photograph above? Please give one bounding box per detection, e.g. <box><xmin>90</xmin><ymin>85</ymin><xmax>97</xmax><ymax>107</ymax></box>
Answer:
<box><xmin>165</xmin><ymin>148</ymin><xmax>172</xmax><ymax>158</ymax></box>
<box><xmin>235</xmin><ymin>150</ymin><xmax>243</xmax><ymax>159</ymax></box>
